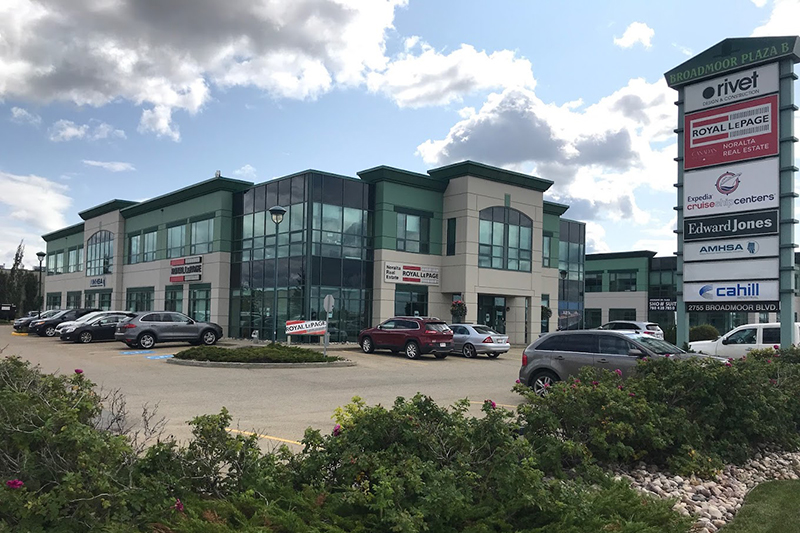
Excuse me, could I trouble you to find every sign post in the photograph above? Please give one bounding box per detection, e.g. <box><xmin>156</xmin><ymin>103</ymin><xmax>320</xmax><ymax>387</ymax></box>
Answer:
<box><xmin>665</xmin><ymin>37</ymin><xmax>799</xmax><ymax>348</ymax></box>
<box><xmin>323</xmin><ymin>294</ymin><xmax>335</xmax><ymax>357</ymax></box>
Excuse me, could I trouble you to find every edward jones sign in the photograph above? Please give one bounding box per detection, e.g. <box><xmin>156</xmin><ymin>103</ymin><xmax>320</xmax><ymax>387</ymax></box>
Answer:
<box><xmin>684</xmin><ymin>94</ymin><xmax>778</xmax><ymax>170</ymax></box>
<box><xmin>683</xmin><ymin>209</ymin><xmax>778</xmax><ymax>242</ymax></box>
<box><xmin>384</xmin><ymin>262</ymin><xmax>440</xmax><ymax>285</ymax></box>
<box><xmin>683</xmin><ymin>158</ymin><xmax>778</xmax><ymax>217</ymax></box>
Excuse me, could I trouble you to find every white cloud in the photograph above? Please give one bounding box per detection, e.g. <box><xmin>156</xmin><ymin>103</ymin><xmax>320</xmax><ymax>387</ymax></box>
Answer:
<box><xmin>751</xmin><ymin>0</ymin><xmax>768</xmax><ymax>7</ymax></box>
<box><xmin>751</xmin><ymin>0</ymin><xmax>800</xmax><ymax>35</ymax></box>
<box><xmin>10</xmin><ymin>106</ymin><xmax>41</xmax><ymax>126</ymax></box>
<box><xmin>0</xmin><ymin>227</ymin><xmax>49</xmax><ymax>270</ymax></box>
<box><xmin>367</xmin><ymin>43</ymin><xmax>535</xmax><ymax>107</ymax></box>
<box><xmin>672</xmin><ymin>43</ymin><xmax>693</xmax><ymax>57</ymax></box>
<box><xmin>48</xmin><ymin>118</ymin><xmax>125</xmax><ymax>142</ymax></box>
<box><xmin>613</xmin><ymin>22</ymin><xmax>655</xmax><ymax>49</ymax></box>
<box><xmin>0</xmin><ymin>171</ymin><xmax>71</xmax><ymax>232</ymax></box>
<box><xmin>82</xmin><ymin>160</ymin><xmax>136</xmax><ymax>172</ymax></box>
<box><xmin>233</xmin><ymin>164</ymin><xmax>258</xmax><ymax>179</ymax></box>
<box><xmin>89</xmin><ymin>121</ymin><xmax>126</xmax><ymax>140</ymax></box>
<box><xmin>584</xmin><ymin>222</ymin><xmax>610</xmax><ymax>253</ymax></box>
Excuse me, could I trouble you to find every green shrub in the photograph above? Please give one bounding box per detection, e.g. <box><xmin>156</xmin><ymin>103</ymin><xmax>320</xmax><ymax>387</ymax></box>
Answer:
<box><xmin>689</xmin><ymin>324</ymin><xmax>720</xmax><ymax>341</ymax></box>
<box><xmin>664</xmin><ymin>325</ymin><xmax>677</xmax><ymax>345</ymax></box>
<box><xmin>750</xmin><ymin>345</ymin><xmax>800</xmax><ymax>364</ymax></box>
<box><xmin>174</xmin><ymin>344</ymin><xmax>340</xmax><ymax>363</ymax></box>
<box><xmin>517</xmin><ymin>357</ymin><xmax>800</xmax><ymax>476</ymax></box>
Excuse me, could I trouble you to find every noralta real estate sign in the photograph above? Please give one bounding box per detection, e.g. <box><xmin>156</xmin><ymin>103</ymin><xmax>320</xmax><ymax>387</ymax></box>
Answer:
<box><xmin>666</xmin><ymin>36</ymin><xmax>799</xmax><ymax>344</ymax></box>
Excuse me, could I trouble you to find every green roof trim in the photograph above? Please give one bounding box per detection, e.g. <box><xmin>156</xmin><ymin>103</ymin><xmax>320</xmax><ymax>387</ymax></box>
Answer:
<box><xmin>42</xmin><ymin>222</ymin><xmax>85</xmax><ymax>242</ymax></box>
<box><xmin>665</xmin><ymin>36</ymin><xmax>800</xmax><ymax>88</ymax></box>
<box><xmin>586</xmin><ymin>250</ymin><xmax>657</xmax><ymax>261</ymax></box>
<box><xmin>427</xmin><ymin>160</ymin><xmax>552</xmax><ymax>192</ymax></box>
<box><xmin>78</xmin><ymin>199</ymin><xmax>138</xmax><ymax>220</ymax></box>
<box><xmin>358</xmin><ymin>165</ymin><xmax>448</xmax><ymax>192</ymax></box>
<box><xmin>543</xmin><ymin>200</ymin><xmax>570</xmax><ymax>216</ymax></box>
<box><xmin>120</xmin><ymin>176</ymin><xmax>253</xmax><ymax>218</ymax></box>
<box><xmin>255</xmin><ymin>169</ymin><xmax>360</xmax><ymax>186</ymax></box>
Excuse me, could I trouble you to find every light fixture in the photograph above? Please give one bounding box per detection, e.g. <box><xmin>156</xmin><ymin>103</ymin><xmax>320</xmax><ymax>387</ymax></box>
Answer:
<box><xmin>269</xmin><ymin>205</ymin><xmax>287</xmax><ymax>225</ymax></box>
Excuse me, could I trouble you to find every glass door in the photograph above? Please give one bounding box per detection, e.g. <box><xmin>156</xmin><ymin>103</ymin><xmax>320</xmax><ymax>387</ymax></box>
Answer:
<box><xmin>478</xmin><ymin>295</ymin><xmax>506</xmax><ymax>334</ymax></box>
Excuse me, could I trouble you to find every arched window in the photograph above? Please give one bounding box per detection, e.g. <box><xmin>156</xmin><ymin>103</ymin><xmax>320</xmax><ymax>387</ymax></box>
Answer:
<box><xmin>86</xmin><ymin>230</ymin><xmax>114</xmax><ymax>276</ymax></box>
<box><xmin>478</xmin><ymin>207</ymin><xmax>532</xmax><ymax>272</ymax></box>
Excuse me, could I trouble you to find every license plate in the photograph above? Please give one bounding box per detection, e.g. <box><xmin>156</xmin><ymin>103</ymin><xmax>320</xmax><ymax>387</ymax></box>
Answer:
<box><xmin>440</xmin><ymin>342</ymin><xmax>446</xmax><ymax>347</ymax></box>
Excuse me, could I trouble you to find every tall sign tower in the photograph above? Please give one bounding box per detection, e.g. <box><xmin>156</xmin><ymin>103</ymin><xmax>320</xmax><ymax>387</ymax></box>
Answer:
<box><xmin>665</xmin><ymin>37</ymin><xmax>800</xmax><ymax>347</ymax></box>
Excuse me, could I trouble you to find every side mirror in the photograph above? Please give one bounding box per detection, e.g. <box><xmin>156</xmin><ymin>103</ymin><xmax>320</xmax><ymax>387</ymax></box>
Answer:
<box><xmin>628</xmin><ymin>348</ymin><xmax>645</xmax><ymax>357</ymax></box>
<box><xmin>377</xmin><ymin>325</ymin><xmax>383</xmax><ymax>330</ymax></box>
<box><xmin>721</xmin><ymin>338</ymin><xmax>729</xmax><ymax>345</ymax></box>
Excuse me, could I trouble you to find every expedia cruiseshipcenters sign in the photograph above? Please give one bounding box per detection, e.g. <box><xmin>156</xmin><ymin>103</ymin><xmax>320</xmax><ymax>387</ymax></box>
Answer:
<box><xmin>666</xmin><ymin>36</ymin><xmax>799</xmax><ymax>321</ymax></box>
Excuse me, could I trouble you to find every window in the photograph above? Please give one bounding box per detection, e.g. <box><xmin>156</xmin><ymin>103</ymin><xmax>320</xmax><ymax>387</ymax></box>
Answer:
<box><xmin>128</xmin><ymin>234</ymin><xmax>141</xmax><ymax>264</ymax></box>
<box><xmin>726</xmin><ymin>328</ymin><xmax>757</xmax><ymax>345</ymax></box>
<box><xmin>167</xmin><ymin>224</ymin><xmax>186</xmax><ymax>258</ymax></box>
<box><xmin>77</xmin><ymin>246</ymin><xmax>84</xmax><ymax>272</ymax></box>
<box><xmin>478</xmin><ymin>207</ymin><xmax>532</xmax><ymax>272</ymax></box>
<box><xmin>446</xmin><ymin>218</ymin><xmax>456</xmax><ymax>256</ymax></box>
<box><xmin>536</xmin><ymin>334</ymin><xmax>597</xmax><ymax>353</ymax></box>
<box><xmin>609</xmin><ymin>308</ymin><xmax>637</xmax><ymax>321</ymax></box>
<box><xmin>46</xmin><ymin>292</ymin><xmax>61</xmax><ymax>310</ymax></box>
<box><xmin>191</xmin><ymin>218</ymin><xmax>214</xmax><ymax>255</ymax></box>
<box><xmin>584</xmin><ymin>308</ymin><xmax>602</xmax><ymax>329</ymax></box>
<box><xmin>46</xmin><ymin>253</ymin><xmax>56</xmax><ymax>276</ymax></box>
<box><xmin>98</xmin><ymin>292</ymin><xmax>112</xmax><ymax>311</ymax></box>
<box><xmin>585</xmin><ymin>271</ymin><xmax>603</xmax><ymax>292</ymax></box>
<box><xmin>126</xmin><ymin>287</ymin><xmax>154</xmax><ymax>312</ymax></box>
<box><xmin>85</xmin><ymin>230</ymin><xmax>114</xmax><ymax>276</ymax></box>
<box><xmin>396</xmin><ymin>213</ymin><xmax>430</xmax><ymax>254</ymax></box>
<box><xmin>541</xmin><ymin>294</ymin><xmax>551</xmax><ymax>334</ymax></box>
<box><xmin>84</xmin><ymin>292</ymin><xmax>96</xmax><ymax>308</ymax></box>
<box><xmin>66</xmin><ymin>291</ymin><xmax>81</xmax><ymax>308</ymax></box>
<box><xmin>165</xmin><ymin>286</ymin><xmax>183</xmax><ymax>313</ymax></box>
<box><xmin>599</xmin><ymin>336</ymin><xmax>634</xmax><ymax>355</ymax></box>
<box><xmin>67</xmin><ymin>248</ymin><xmax>78</xmax><ymax>273</ymax></box>
<box><xmin>188</xmin><ymin>285</ymin><xmax>211</xmax><ymax>322</ymax></box>
<box><xmin>609</xmin><ymin>271</ymin><xmax>637</xmax><ymax>292</ymax></box>
<box><xmin>542</xmin><ymin>234</ymin><xmax>552</xmax><ymax>267</ymax></box>
<box><xmin>394</xmin><ymin>285</ymin><xmax>428</xmax><ymax>317</ymax></box>
<box><xmin>54</xmin><ymin>251</ymin><xmax>64</xmax><ymax>274</ymax></box>
<box><xmin>762</xmin><ymin>327</ymin><xmax>780</xmax><ymax>345</ymax></box>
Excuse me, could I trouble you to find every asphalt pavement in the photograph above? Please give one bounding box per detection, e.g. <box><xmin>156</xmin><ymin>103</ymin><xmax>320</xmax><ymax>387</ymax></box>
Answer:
<box><xmin>2</xmin><ymin>326</ymin><xmax>526</xmax><ymax>449</ymax></box>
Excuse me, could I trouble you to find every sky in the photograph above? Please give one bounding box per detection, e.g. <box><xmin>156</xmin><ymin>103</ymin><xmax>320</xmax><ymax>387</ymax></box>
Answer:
<box><xmin>1</xmin><ymin>0</ymin><xmax>799</xmax><ymax>268</ymax></box>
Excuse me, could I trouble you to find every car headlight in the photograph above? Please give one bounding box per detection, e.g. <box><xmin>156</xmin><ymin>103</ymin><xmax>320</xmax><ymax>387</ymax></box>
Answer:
<box><xmin>31</xmin><ymin>321</ymin><xmax>43</xmax><ymax>327</ymax></box>
<box><xmin>63</xmin><ymin>327</ymin><xmax>75</xmax><ymax>333</ymax></box>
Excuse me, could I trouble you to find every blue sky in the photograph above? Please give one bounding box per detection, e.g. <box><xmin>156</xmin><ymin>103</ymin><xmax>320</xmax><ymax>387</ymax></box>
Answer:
<box><xmin>1</xmin><ymin>0</ymin><xmax>797</xmax><ymax>267</ymax></box>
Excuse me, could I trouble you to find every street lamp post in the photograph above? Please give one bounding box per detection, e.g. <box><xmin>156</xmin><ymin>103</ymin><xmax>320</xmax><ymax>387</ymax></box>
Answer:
<box><xmin>36</xmin><ymin>251</ymin><xmax>46</xmax><ymax>316</ymax></box>
<box><xmin>268</xmin><ymin>205</ymin><xmax>287</xmax><ymax>344</ymax></box>
<box><xmin>559</xmin><ymin>269</ymin><xmax>567</xmax><ymax>330</ymax></box>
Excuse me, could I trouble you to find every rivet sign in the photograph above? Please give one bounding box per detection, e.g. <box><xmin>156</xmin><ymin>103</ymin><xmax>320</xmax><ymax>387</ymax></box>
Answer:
<box><xmin>684</xmin><ymin>63</ymin><xmax>779</xmax><ymax>112</ymax></box>
<box><xmin>384</xmin><ymin>262</ymin><xmax>440</xmax><ymax>285</ymax></box>
<box><xmin>683</xmin><ymin>158</ymin><xmax>778</xmax><ymax>217</ymax></box>
<box><xmin>684</xmin><ymin>94</ymin><xmax>778</xmax><ymax>170</ymax></box>
<box><xmin>169</xmin><ymin>256</ymin><xmax>202</xmax><ymax>283</ymax></box>
<box><xmin>89</xmin><ymin>277</ymin><xmax>106</xmax><ymax>288</ymax></box>
<box><xmin>683</xmin><ymin>209</ymin><xmax>778</xmax><ymax>242</ymax></box>
<box><xmin>285</xmin><ymin>320</ymin><xmax>327</xmax><ymax>335</ymax></box>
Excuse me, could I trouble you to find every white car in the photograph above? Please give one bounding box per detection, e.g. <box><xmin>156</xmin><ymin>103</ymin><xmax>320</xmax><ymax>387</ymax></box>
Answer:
<box><xmin>597</xmin><ymin>321</ymin><xmax>664</xmax><ymax>339</ymax></box>
<box><xmin>689</xmin><ymin>322</ymin><xmax>799</xmax><ymax>359</ymax></box>
<box><xmin>56</xmin><ymin>311</ymin><xmax>125</xmax><ymax>337</ymax></box>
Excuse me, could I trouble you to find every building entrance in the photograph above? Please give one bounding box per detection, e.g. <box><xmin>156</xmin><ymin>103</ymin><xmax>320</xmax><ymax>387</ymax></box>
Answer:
<box><xmin>478</xmin><ymin>295</ymin><xmax>506</xmax><ymax>334</ymax></box>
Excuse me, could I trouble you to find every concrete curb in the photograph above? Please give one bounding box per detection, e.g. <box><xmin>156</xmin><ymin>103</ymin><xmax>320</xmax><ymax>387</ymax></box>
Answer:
<box><xmin>165</xmin><ymin>358</ymin><xmax>357</xmax><ymax>369</ymax></box>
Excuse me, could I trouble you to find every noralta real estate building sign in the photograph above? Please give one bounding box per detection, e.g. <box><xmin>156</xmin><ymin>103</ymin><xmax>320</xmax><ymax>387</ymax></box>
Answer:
<box><xmin>666</xmin><ymin>36</ymin><xmax>799</xmax><ymax>346</ymax></box>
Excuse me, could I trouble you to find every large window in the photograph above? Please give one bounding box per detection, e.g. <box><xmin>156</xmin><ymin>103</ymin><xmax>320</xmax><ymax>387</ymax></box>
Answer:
<box><xmin>585</xmin><ymin>308</ymin><xmax>602</xmax><ymax>328</ymax></box>
<box><xmin>191</xmin><ymin>218</ymin><xmax>214</xmax><ymax>255</ymax></box>
<box><xmin>542</xmin><ymin>234</ymin><xmax>552</xmax><ymax>267</ymax></box>
<box><xmin>126</xmin><ymin>287</ymin><xmax>154</xmax><ymax>312</ymax></box>
<box><xmin>143</xmin><ymin>230</ymin><xmax>157</xmax><ymax>262</ymax></box>
<box><xmin>478</xmin><ymin>207</ymin><xmax>532</xmax><ymax>271</ymax></box>
<box><xmin>396</xmin><ymin>212</ymin><xmax>430</xmax><ymax>254</ymax></box>
<box><xmin>609</xmin><ymin>271</ymin><xmax>637</xmax><ymax>292</ymax></box>
<box><xmin>46</xmin><ymin>292</ymin><xmax>61</xmax><ymax>310</ymax></box>
<box><xmin>54</xmin><ymin>251</ymin><xmax>64</xmax><ymax>274</ymax></box>
<box><xmin>66</xmin><ymin>247</ymin><xmax>83</xmax><ymax>273</ymax></box>
<box><xmin>585</xmin><ymin>271</ymin><xmax>603</xmax><ymax>292</ymax></box>
<box><xmin>394</xmin><ymin>285</ymin><xmax>428</xmax><ymax>317</ymax></box>
<box><xmin>609</xmin><ymin>308</ymin><xmax>637</xmax><ymax>321</ymax></box>
<box><xmin>66</xmin><ymin>291</ymin><xmax>81</xmax><ymax>308</ymax></box>
<box><xmin>128</xmin><ymin>234</ymin><xmax>141</xmax><ymax>264</ymax></box>
<box><xmin>165</xmin><ymin>286</ymin><xmax>183</xmax><ymax>313</ymax></box>
<box><xmin>98</xmin><ymin>291</ymin><xmax>112</xmax><ymax>311</ymax></box>
<box><xmin>189</xmin><ymin>285</ymin><xmax>211</xmax><ymax>322</ymax></box>
<box><xmin>85</xmin><ymin>230</ymin><xmax>114</xmax><ymax>276</ymax></box>
<box><xmin>167</xmin><ymin>224</ymin><xmax>186</xmax><ymax>259</ymax></box>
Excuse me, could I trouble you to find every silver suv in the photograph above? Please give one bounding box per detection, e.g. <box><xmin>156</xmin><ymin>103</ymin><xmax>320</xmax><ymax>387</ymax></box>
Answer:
<box><xmin>114</xmin><ymin>311</ymin><xmax>223</xmax><ymax>349</ymax></box>
<box><xmin>519</xmin><ymin>330</ymin><xmax>686</xmax><ymax>395</ymax></box>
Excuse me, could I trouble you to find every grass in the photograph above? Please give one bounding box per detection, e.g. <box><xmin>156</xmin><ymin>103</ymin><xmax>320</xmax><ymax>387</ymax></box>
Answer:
<box><xmin>174</xmin><ymin>344</ymin><xmax>341</xmax><ymax>364</ymax></box>
<box><xmin>722</xmin><ymin>480</ymin><xmax>800</xmax><ymax>533</ymax></box>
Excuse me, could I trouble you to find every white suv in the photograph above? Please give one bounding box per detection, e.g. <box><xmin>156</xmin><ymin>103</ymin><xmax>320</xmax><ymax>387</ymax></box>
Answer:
<box><xmin>689</xmin><ymin>322</ymin><xmax>799</xmax><ymax>359</ymax></box>
<box><xmin>597</xmin><ymin>321</ymin><xmax>664</xmax><ymax>339</ymax></box>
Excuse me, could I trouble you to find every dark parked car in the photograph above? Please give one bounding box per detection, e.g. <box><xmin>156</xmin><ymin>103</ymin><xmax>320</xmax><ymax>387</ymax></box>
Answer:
<box><xmin>519</xmin><ymin>330</ymin><xmax>689</xmax><ymax>396</ymax></box>
<box><xmin>29</xmin><ymin>308</ymin><xmax>100</xmax><ymax>337</ymax></box>
<box><xmin>358</xmin><ymin>317</ymin><xmax>453</xmax><ymax>359</ymax></box>
<box><xmin>115</xmin><ymin>311</ymin><xmax>223</xmax><ymax>349</ymax></box>
<box><xmin>60</xmin><ymin>313</ymin><xmax>133</xmax><ymax>343</ymax></box>
<box><xmin>13</xmin><ymin>309</ymin><xmax>61</xmax><ymax>332</ymax></box>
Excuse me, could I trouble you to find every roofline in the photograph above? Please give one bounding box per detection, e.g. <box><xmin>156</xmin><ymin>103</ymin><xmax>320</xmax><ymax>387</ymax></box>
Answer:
<box><xmin>254</xmin><ymin>168</ymin><xmax>359</xmax><ymax>186</ymax></box>
<box><xmin>543</xmin><ymin>200</ymin><xmax>570</xmax><ymax>216</ymax></box>
<box><xmin>120</xmin><ymin>176</ymin><xmax>253</xmax><ymax>218</ymax></box>
<box><xmin>42</xmin><ymin>222</ymin><xmax>85</xmax><ymax>243</ymax></box>
<box><xmin>78</xmin><ymin>199</ymin><xmax>138</xmax><ymax>221</ymax></box>
<box><xmin>585</xmin><ymin>250</ymin><xmax>657</xmax><ymax>261</ymax></box>
<box><xmin>427</xmin><ymin>160</ymin><xmax>553</xmax><ymax>193</ymax></box>
<box><xmin>357</xmin><ymin>165</ymin><xmax>448</xmax><ymax>192</ymax></box>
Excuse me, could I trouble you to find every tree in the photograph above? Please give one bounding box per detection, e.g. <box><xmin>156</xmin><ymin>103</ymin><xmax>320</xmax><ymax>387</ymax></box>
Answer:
<box><xmin>22</xmin><ymin>272</ymin><xmax>39</xmax><ymax>314</ymax></box>
<box><xmin>7</xmin><ymin>241</ymin><xmax>24</xmax><ymax>309</ymax></box>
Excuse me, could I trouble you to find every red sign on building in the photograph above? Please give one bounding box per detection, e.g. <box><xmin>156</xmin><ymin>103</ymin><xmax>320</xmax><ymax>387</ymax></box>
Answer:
<box><xmin>684</xmin><ymin>94</ymin><xmax>778</xmax><ymax>170</ymax></box>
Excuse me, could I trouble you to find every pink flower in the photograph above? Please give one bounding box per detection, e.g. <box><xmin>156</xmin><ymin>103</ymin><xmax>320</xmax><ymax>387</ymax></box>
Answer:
<box><xmin>544</xmin><ymin>382</ymin><xmax>550</xmax><ymax>388</ymax></box>
<box><xmin>617</xmin><ymin>385</ymin><xmax>624</xmax><ymax>390</ymax></box>
<box><xmin>774</xmin><ymin>345</ymin><xmax>780</xmax><ymax>350</ymax></box>
<box><xmin>728</xmin><ymin>358</ymin><xmax>734</xmax><ymax>362</ymax></box>
<box><xmin>573</xmin><ymin>378</ymin><xmax>581</xmax><ymax>384</ymax></box>
<box><xmin>5</xmin><ymin>480</ymin><xmax>23</xmax><ymax>489</ymax></box>
<box><xmin>74</xmin><ymin>369</ymin><xmax>83</xmax><ymax>374</ymax></box>
<box><xmin>515</xmin><ymin>379</ymin><xmax>521</xmax><ymax>384</ymax></box>
<box><xmin>629</xmin><ymin>392</ymin><xmax>636</xmax><ymax>397</ymax></box>
<box><xmin>172</xmin><ymin>498</ymin><xmax>184</xmax><ymax>512</ymax></box>
<box><xmin>332</xmin><ymin>424</ymin><xmax>342</xmax><ymax>436</ymax></box>
<box><xmin>613</xmin><ymin>369</ymin><xmax>623</xmax><ymax>377</ymax></box>
<box><xmin>767</xmin><ymin>359</ymin><xmax>773</xmax><ymax>364</ymax></box>
<box><xmin>725</xmin><ymin>361</ymin><xmax>732</xmax><ymax>367</ymax></box>
<box><xmin>591</xmin><ymin>380</ymin><xmax>599</xmax><ymax>386</ymax></box>
<box><xmin>664</xmin><ymin>354</ymin><xmax>671</xmax><ymax>358</ymax></box>
<box><xmin>485</xmin><ymin>399</ymin><xmax>496</xmax><ymax>409</ymax></box>
<box><xmin>770</xmin><ymin>379</ymin><xmax>777</xmax><ymax>385</ymax></box>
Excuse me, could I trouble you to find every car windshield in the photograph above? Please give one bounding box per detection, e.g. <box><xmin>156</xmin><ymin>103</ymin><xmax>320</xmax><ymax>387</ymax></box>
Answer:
<box><xmin>472</xmin><ymin>325</ymin><xmax>499</xmax><ymax>335</ymax></box>
<box><xmin>425</xmin><ymin>322</ymin><xmax>451</xmax><ymax>332</ymax></box>
<box><xmin>36</xmin><ymin>310</ymin><xmax>61</xmax><ymax>319</ymax></box>
<box><xmin>627</xmin><ymin>334</ymin><xmax>685</xmax><ymax>354</ymax></box>
<box><xmin>646</xmin><ymin>324</ymin><xmax>662</xmax><ymax>331</ymax></box>
<box><xmin>46</xmin><ymin>310</ymin><xmax>68</xmax><ymax>320</ymax></box>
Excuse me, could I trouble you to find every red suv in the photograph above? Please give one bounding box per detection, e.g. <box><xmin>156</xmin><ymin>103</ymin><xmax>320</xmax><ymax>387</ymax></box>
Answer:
<box><xmin>358</xmin><ymin>317</ymin><xmax>453</xmax><ymax>359</ymax></box>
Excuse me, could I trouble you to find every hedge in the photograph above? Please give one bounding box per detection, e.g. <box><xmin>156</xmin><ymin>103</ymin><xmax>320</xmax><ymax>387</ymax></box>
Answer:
<box><xmin>174</xmin><ymin>344</ymin><xmax>340</xmax><ymax>363</ymax></box>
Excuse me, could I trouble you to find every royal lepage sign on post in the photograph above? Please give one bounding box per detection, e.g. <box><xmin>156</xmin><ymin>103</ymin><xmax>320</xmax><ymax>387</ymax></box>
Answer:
<box><xmin>285</xmin><ymin>320</ymin><xmax>327</xmax><ymax>335</ymax></box>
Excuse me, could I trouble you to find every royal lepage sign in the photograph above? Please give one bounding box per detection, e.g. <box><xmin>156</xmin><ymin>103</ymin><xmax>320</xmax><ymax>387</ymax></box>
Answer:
<box><xmin>169</xmin><ymin>256</ymin><xmax>202</xmax><ymax>283</ymax></box>
<box><xmin>384</xmin><ymin>262</ymin><xmax>440</xmax><ymax>285</ymax></box>
<box><xmin>684</xmin><ymin>94</ymin><xmax>778</xmax><ymax>170</ymax></box>
<box><xmin>285</xmin><ymin>320</ymin><xmax>327</xmax><ymax>335</ymax></box>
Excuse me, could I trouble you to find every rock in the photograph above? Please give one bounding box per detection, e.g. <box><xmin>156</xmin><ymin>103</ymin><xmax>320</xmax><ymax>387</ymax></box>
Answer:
<box><xmin>708</xmin><ymin>506</ymin><xmax>723</xmax><ymax>520</ymax></box>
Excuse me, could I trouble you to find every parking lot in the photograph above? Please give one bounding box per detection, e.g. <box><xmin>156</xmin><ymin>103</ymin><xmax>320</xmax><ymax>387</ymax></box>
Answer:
<box><xmin>2</xmin><ymin>326</ymin><xmax>525</xmax><ymax>448</ymax></box>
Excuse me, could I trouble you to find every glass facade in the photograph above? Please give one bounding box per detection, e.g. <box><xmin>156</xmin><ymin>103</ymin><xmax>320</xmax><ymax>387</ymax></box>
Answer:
<box><xmin>478</xmin><ymin>207</ymin><xmax>533</xmax><ymax>271</ymax></box>
<box><xmin>167</xmin><ymin>224</ymin><xmax>186</xmax><ymax>259</ymax></box>
<box><xmin>189</xmin><ymin>285</ymin><xmax>211</xmax><ymax>322</ymax></box>
<box><xmin>396</xmin><ymin>212</ymin><xmax>430</xmax><ymax>254</ymax></box>
<box><xmin>395</xmin><ymin>285</ymin><xmax>428</xmax><ymax>317</ymax></box>
<box><xmin>165</xmin><ymin>286</ymin><xmax>183</xmax><ymax>313</ymax></box>
<box><xmin>191</xmin><ymin>218</ymin><xmax>214</xmax><ymax>255</ymax></box>
<box><xmin>66</xmin><ymin>291</ymin><xmax>81</xmax><ymax>308</ymax></box>
<box><xmin>557</xmin><ymin>219</ymin><xmax>585</xmax><ymax>330</ymax></box>
<box><xmin>230</xmin><ymin>172</ymin><xmax>373</xmax><ymax>341</ymax></box>
<box><xmin>86</xmin><ymin>230</ymin><xmax>114</xmax><ymax>276</ymax></box>
<box><xmin>126</xmin><ymin>287</ymin><xmax>154</xmax><ymax>312</ymax></box>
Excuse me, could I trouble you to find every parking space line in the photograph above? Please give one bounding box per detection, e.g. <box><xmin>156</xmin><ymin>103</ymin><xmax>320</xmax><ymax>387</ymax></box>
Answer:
<box><xmin>226</xmin><ymin>428</ymin><xmax>302</xmax><ymax>446</ymax></box>
<box><xmin>468</xmin><ymin>400</ymin><xmax>517</xmax><ymax>409</ymax></box>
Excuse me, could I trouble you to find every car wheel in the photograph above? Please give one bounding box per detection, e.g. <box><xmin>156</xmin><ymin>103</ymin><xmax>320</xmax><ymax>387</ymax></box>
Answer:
<box><xmin>79</xmin><ymin>331</ymin><xmax>93</xmax><ymax>344</ymax></box>
<box><xmin>360</xmin><ymin>336</ymin><xmax>374</xmax><ymax>353</ymax></box>
<box><xmin>137</xmin><ymin>333</ymin><xmax>156</xmax><ymax>350</ymax></box>
<box><xmin>44</xmin><ymin>326</ymin><xmax>57</xmax><ymax>337</ymax></box>
<box><xmin>404</xmin><ymin>340</ymin><xmax>420</xmax><ymax>360</ymax></box>
<box><xmin>201</xmin><ymin>330</ymin><xmax>218</xmax><ymax>346</ymax></box>
<box><xmin>487</xmin><ymin>352</ymin><xmax>501</xmax><ymax>359</ymax></box>
<box><xmin>462</xmin><ymin>343</ymin><xmax>477</xmax><ymax>358</ymax></box>
<box><xmin>434</xmin><ymin>352</ymin><xmax>448</xmax><ymax>359</ymax></box>
<box><xmin>531</xmin><ymin>370</ymin><xmax>559</xmax><ymax>397</ymax></box>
